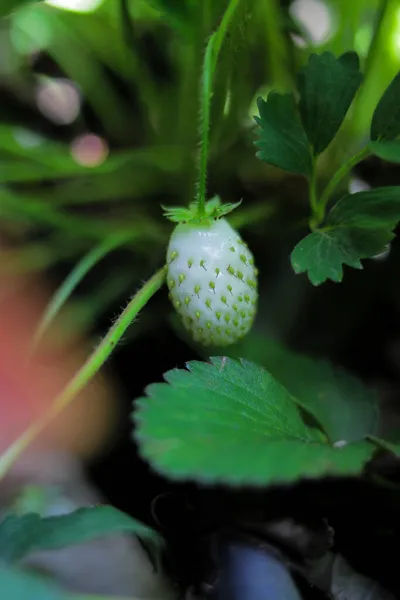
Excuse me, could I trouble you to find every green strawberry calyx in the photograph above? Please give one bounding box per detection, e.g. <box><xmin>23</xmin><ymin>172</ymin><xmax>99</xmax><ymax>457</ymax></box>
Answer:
<box><xmin>162</xmin><ymin>196</ymin><xmax>242</xmax><ymax>224</ymax></box>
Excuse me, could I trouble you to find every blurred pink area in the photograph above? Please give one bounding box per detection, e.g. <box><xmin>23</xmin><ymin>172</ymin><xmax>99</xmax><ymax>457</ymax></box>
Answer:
<box><xmin>0</xmin><ymin>271</ymin><xmax>117</xmax><ymax>459</ymax></box>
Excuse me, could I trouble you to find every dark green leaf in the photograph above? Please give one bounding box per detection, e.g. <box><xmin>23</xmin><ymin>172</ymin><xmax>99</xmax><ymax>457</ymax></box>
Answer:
<box><xmin>0</xmin><ymin>565</ymin><xmax>67</xmax><ymax>600</ymax></box>
<box><xmin>328</xmin><ymin>186</ymin><xmax>400</xmax><ymax>228</ymax></box>
<box><xmin>297</xmin><ymin>52</ymin><xmax>363</xmax><ymax>154</ymax></box>
<box><xmin>0</xmin><ymin>506</ymin><xmax>161</xmax><ymax>563</ymax></box>
<box><xmin>291</xmin><ymin>228</ymin><xmax>393</xmax><ymax>285</ymax></box>
<box><xmin>134</xmin><ymin>357</ymin><xmax>375</xmax><ymax>485</ymax></box>
<box><xmin>218</xmin><ymin>335</ymin><xmax>379</xmax><ymax>444</ymax></box>
<box><xmin>292</xmin><ymin>187</ymin><xmax>400</xmax><ymax>285</ymax></box>
<box><xmin>369</xmin><ymin>140</ymin><xmax>400</xmax><ymax>164</ymax></box>
<box><xmin>254</xmin><ymin>93</ymin><xmax>312</xmax><ymax>176</ymax></box>
<box><xmin>371</xmin><ymin>71</ymin><xmax>400</xmax><ymax>140</ymax></box>
<box><xmin>338</xmin><ymin>51</ymin><xmax>360</xmax><ymax>71</ymax></box>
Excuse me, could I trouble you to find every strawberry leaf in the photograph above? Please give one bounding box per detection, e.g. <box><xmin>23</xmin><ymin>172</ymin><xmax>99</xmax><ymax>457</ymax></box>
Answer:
<box><xmin>291</xmin><ymin>186</ymin><xmax>400</xmax><ymax>285</ymax></box>
<box><xmin>134</xmin><ymin>357</ymin><xmax>375</xmax><ymax>485</ymax></box>
<box><xmin>254</xmin><ymin>93</ymin><xmax>312</xmax><ymax>176</ymax></box>
<box><xmin>291</xmin><ymin>228</ymin><xmax>392</xmax><ymax>285</ymax></box>
<box><xmin>369</xmin><ymin>140</ymin><xmax>400</xmax><ymax>164</ymax></box>
<box><xmin>218</xmin><ymin>335</ymin><xmax>379</xmax><ymax>444</ymax></box>
<box><xmin>297</xmin><ymin>51</ymin><xmax>363</xmax><ymax>154</ymax></box>
<box><xmin>328</xmin><ymin>186</ymin><xmax>400</xmax><ymax>228</ymax></box>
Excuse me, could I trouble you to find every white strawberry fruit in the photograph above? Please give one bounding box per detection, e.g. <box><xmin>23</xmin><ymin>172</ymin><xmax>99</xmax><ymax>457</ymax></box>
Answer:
<box><xmin>166</xmin><ymin>209</ymin><xmax>258</xmax><ymax>346</ymax></box>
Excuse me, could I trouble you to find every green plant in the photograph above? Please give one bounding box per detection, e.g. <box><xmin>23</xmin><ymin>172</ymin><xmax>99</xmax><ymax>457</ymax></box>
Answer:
<box><xmin>2</xmin><ymin>0</ymin><xmax>400</xmax><ymax>598</ymax></box>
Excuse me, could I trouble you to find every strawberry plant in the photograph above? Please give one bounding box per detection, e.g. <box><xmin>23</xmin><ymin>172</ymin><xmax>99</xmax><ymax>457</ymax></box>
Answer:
<box><xmin>1</xmin><ymin>0</ymin><xmax>400</xmax><ymax>599</ymax></box>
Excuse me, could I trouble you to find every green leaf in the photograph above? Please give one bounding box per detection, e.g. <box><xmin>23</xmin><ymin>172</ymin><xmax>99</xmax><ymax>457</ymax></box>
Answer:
<box><xmin>0</xmin><ymin>506</ymin><xmax>162</xmax><ymax>563</ymax></box>
<box><xmin>254</xmin><ymin>93</ymin><xmax>312</xmax><ymax>176</ymax></box>
<box><xmin>338</xmin><ymin>50</ymin><xmax>360</xmax><ymax>71</ymax></box>
<box><xmin>134</xmin><ymin>357</ymin><xmax>375</xmax><ymax>485</ymax></box>
<box><xmin>370</xmin><ymin>71</ymin><xmax>400</xmax><ymax>141</ymax></box>
<box><xmin>297</xmin><ymin>51</ymin><xmax>363</xmax><ymax>154</ymax></box>
<box><xmin>328</xmin><ymin>186</ymin><xmax>400</xmax><ymax>228</ymax></box>
<box><xmin>219</xmin><ymin>335</ymin><xmax>379</xmax><ymax>444</ymax></box>
<box><xmin>291</xmin><ymin>228</ymin><xmax>392</xmax><ymax>285</ymax></box>
<box><xmin>0</xmin><ymin>565</ymin><xmax>67</xmax><ymax>600</ymax></box>
<box><xmin>291</xmin><ymin>187</ymin><xmax>400</xmax><ymax>285</ymax></box>
<box><xmin>369</xmin><ymin>140</ymin><xmax>400</xmax><ymax>163</ymax></box>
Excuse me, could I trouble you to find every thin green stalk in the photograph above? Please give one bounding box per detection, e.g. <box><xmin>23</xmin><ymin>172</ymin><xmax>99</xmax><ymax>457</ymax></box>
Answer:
<box><xmin>33</xmin><ymin>234</ymin><xmax>129</xmax><ymax>346</ymax></box>
<box><xmin>0</xmin><ymin>267</ymin><xmax>166</xmax><ymax>480</ymax></box>
<box><xmin>310</xmin><ymin>146</ymin><xmax>370</xmax><ymax>228</ymax></box>
<box><xmin>308</xmin><ymin>155</ymin><xmax>319</xmax><ymax>230</ymax></box>
<box><xmin>319</xmin><ymin>146</ymin><xmax>370</xmax><ymax>209</ymax></box>
<box><xmin>196</xmin><ymin>0</ymin><xmax>241</xmax><ymax>216</ymax></box>
<box><xmin>197</xmin><ymin>38</ymin><xmax>215</xmax><ymax>217</ymax></box>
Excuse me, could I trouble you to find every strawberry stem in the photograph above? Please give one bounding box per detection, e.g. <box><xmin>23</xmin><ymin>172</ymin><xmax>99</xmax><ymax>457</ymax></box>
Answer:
<box><xmin>196</xmin><ymin>0</ymin><xmax>242</xmax><ymax>218</ymax></box>
<box><xmin>0</xmin><ymin>267</ymin><xmax>166</xmax><ymax>480</ymax></box>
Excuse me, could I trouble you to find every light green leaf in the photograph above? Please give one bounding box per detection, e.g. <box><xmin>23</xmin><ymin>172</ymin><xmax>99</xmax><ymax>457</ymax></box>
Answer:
<box><xmin>369</xmin><ymin>140</ymin><xmax>400</xmax><ymax>164</ymax></box>
<box><xmin>134</xmin><ymin>357</ymin><xmax>375</xmax><ymax>485</ymax></box>
<box><xmin>370</xmin><ymin>71</ymin><xmax>400</xmax><ymax>141</ymax></box>
<box><xmin>291</xmin><ymin>228</ymin><xmax>392</xmax><ymax>285</ymax></box>
<box><xmin>254</xmin><ymin>93</ymin><xmax>312</xmax><ymax>176</ymax></box>
<box><xmin>0</xmin><ymin>506</ymin><xmax>161</xmax><ymax>563</ymax></box>
<box><xmin>297</xmin><ymin>51</ymin><xmax>363</xmax><ymax>154</ymax></box>
<box><xmin>219</xmin><ymin>335</ymin><xmax>379</xmax><ymax>444</ymax></box>
<box><xmin>0</xmin><ymin>565</ymin><xmax>66</xmax><ymax>600</ymax></box>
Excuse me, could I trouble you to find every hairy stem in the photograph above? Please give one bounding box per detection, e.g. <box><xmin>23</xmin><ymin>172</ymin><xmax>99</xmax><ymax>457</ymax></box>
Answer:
<box><xmin>0</xmin><ymin>267</ymin><xmax>166</xmax><ymax>480</ymax></box>
<box><xmin>196</xmin><ymin>0</ymin><xmax>241</xmax><ymax>216</ymax></box>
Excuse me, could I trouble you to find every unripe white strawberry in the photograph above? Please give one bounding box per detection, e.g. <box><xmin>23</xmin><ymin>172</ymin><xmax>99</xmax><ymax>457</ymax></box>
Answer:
<box><xmin>166</xmin><ymin>218</ymin><xmax>258</xmax><ymax>346</ymax></box>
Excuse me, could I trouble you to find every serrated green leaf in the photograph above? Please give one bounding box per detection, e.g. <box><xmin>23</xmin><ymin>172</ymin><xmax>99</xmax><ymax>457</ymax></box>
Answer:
<box><xmin>254</xmin><ymin>93</ymin><xmax>312</xmax><ymax>176</ymax></box>
<box><xmin>371</xmin><ymin>71</ymin><xmax>400</xmax><ymax>141</ymax></box>
<box><xmin>292</xmin><ymin>187</ymin><xmax>400</xmax><ymax>285</ymax></box>
<box><xmin>369</xmin><ymin>140</ymin><xmax>400</xmax><ymax>164</ymax></box>
<box><xmin>218</xmin><ymin>335</ymin><xmax>379</xmax><ymax>444</ymax></box>
<box><xmin>0</xmin><ymin>506</ymin><xmax>161</xmax><ymax>563</ymax></box>
<box><xmin>0</xmin><ymin>565</ymin><xmax>67</xmax><ymax>600</ymax></box>
<box><xmin>134</xmin><ymin>357</ymin><xmax>375</xmax><ymax>485</ymax></box>
<box><xmin>297</xmin><ymin>52</ymin><xmax>363</xmax><ymax>154</ymax></box>
<box><xmin>291</xmin><ymin>228</ymin><xmax>392</xmax><ymax>285</ymax></box>
<box><xmin>328</xmin><ymin>187</ymin><xmax>400</xmax><ymax>228</ymax></box>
